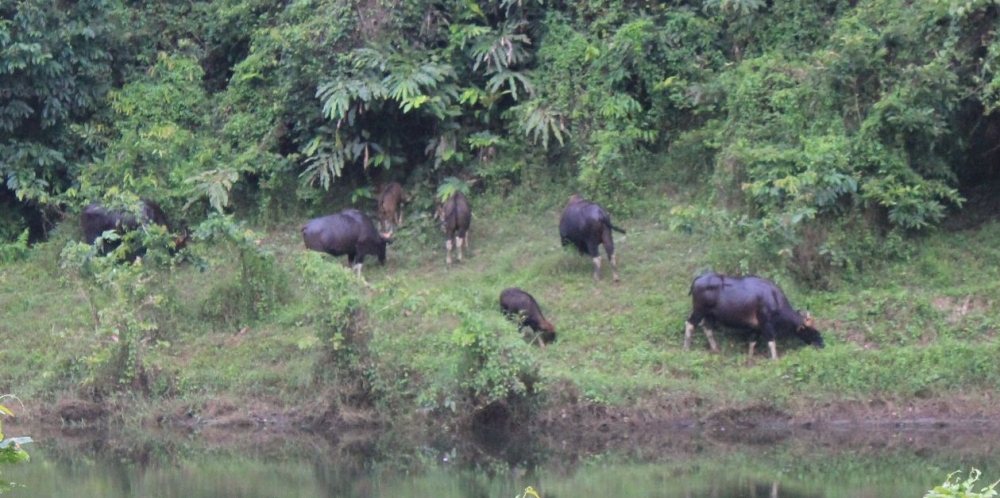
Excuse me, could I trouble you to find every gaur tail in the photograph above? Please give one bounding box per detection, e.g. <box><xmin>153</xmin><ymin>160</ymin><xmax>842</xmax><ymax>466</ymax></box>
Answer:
<box><xmin>603</xmin><ymin>218</ymin><xmax>626</xmax><ymax>234</ymax></box>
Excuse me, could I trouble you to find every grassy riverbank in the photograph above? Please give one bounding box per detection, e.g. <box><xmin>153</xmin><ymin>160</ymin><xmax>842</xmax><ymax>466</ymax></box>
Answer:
<box><xmin>2</xmin><ymin>185</ymin><xmax>1000</xmax><ymax>435</ymax></box>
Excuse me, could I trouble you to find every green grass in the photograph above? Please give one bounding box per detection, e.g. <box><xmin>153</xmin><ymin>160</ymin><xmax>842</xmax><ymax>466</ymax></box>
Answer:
<box><xmin>2</xmin><ymin>187</ymin><xmax>1000</xmax><ymax>420</ymax></box>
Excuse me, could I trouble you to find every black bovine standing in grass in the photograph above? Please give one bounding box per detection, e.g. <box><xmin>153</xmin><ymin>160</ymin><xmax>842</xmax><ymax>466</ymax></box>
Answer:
<box><xmin>81</xmin><ymin>200</ymin><xmax>188</xmax><ymax>259</ymax></box>
<box><xmin>302</xmin><ymin>209</ymin><xmax>394</xmax><ymax>277</ymax></box>
<box><xmin>437</xmin><ymin>191</ymin><xmax>472</xmax><ymax>267</ymax></box>
<box><xmin>499</xmin><ymin>287</ymin><xmax>557</xmax><ymax>346</ymax></box>
<box><xmin>684</xmin><ymin>272</ymin><xmax>824</xmax><ymax>360</ymax></box>
<box><xmin>558</xmin><ymin>194</ymin><xmax>625</xmax><ymax>282</ymax></box>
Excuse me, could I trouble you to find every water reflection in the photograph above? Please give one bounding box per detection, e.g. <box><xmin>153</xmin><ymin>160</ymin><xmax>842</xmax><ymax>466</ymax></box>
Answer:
<box><xmin>678</xmin><ymin>480</ymin><xmax>824</xmax><ymax>498</ymax></box>
<box><xmin>3</xmin><ymin>422</ymin><xmax>993</xmax><ymax>497</ymax></box>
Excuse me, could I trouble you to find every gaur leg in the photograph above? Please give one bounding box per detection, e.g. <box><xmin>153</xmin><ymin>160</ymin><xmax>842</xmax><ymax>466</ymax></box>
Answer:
<box><xmin>587</xmin><ymin>241</ymin><xmax>602</xmax><ymax>281</ymax></box>
<box><xmin>684</xmin><ymin>311</ymin><xmax>718</xmax><ymax>352</ymax></box>
<box><xmin>761</xmin><ymin>321</ymin><xmax>778</xmax><ymax>359</ymax></box>
<box><xmin>534</xmin><ymin>330</ymin><xmax>547</xmax><ymax>348</ymax></box>
<box><xmin>684</xmin><ymin>311</ymin><xmax>702</xmax><ymax>350</ymax></box>
<box><xmin>684</xmin><ymin>321</ymin><xmax>696</xmax><ymax>350</ymax></box>
<box><xmin>602</xmin><ymin>228</ymin><xmax>619</xmax><ymax>282</ymax></box>
<box><xmin>348</xmin><ymin>254</ymin><xmax>364</xmax><ymax>278</ymax></box>
<box><xmin>684</xmin><ymin>310</ymin><xmax>705</xmax><ymax>350</ymax></box>
<box><xmin>456</xmin><ymin>236</ymin><xmax>464</xmax><ymax>262</ymax></box>
<box><xmin>445</xmin><ymin>238</ymin><xmax>454</xmax><ymax>266</ymax></box>
<box><xmin>702</xmin><ymin>323</ymin><xmax>719</xmax><ymax>352</ymax></box>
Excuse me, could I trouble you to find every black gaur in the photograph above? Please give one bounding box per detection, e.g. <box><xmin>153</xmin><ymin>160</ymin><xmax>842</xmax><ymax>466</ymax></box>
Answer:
<box><xmin>684</xmin><ymin>272</ymin><xmax>824</xmax><ymax>359</ymax></box>
<box><xmin>302</xmin><ymin>209</ymin><xmax>394</xmax><ymax>277</ymax></box>
<box><xmin>558</xmin><ymin>194</ymin><xmax>625</xmax><ymax>282</ymax></box>
<box><xmin>81</xmin><ymin>200</ymin><xmax>188</xmax><ymax>259</ymax></box>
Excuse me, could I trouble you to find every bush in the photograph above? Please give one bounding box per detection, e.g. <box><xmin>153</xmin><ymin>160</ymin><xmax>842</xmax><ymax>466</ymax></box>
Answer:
<box><xmin>195</xmin><ymin>214</ymin><xmax>287</xmax><ymax>326</ymax></box>
<box><xmin>417</xmin><ymin>295</ymin><xmax>541</xmax><ymax>414</ymax></box>
<box><xmin>59</xmin><ymin>242</ymin><xmax>170</xmax><ymax>394</ymax></box>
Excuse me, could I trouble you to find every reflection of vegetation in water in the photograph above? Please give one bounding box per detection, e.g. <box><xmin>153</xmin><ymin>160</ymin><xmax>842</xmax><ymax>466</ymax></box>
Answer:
<box><xmin>12</xmin><ymin>426</ymin><xmax>1000</xmax><ymax>498</ymax></box>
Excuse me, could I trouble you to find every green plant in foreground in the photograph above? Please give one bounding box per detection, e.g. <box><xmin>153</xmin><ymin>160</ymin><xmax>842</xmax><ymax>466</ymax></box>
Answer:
<box><xmin>515</xmin><ymin>486</ymin><xmax>541</xmax><ymax>498</ymax></box>
<box><xmin>0</xmin><ymin>399</ymin><xmax>32</xmax><ymax>493</ymax></box>
<box><xmin>925</xmin><ymin>469</ymin><xmax>999</xmax><ymax>498</ymax></box>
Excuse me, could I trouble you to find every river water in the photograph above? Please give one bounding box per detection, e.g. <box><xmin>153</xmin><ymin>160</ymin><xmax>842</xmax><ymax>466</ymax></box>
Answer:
<box><xmin>4</xmin><ymin>424</ymin><xmax>999</xmax><ymax>497</ymax></box>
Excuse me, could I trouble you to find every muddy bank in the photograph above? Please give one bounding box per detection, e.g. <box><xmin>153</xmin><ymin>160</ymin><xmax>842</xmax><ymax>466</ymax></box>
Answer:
<box><xmin>6</xmin><ymin>391</ymin><xmax>1000</xmax><ymax>466</ymax></box>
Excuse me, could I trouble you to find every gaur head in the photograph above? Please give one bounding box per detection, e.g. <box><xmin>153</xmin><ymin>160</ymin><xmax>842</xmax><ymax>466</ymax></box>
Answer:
<box><xmin>540</xmin><ymin>320</ymin><xmax>557</xmax><ymax>345</ymax></box>
<box><xmin>796</xmin><ymin>310</ymin><xmax>824</xmax><ymax>348</ymax></box>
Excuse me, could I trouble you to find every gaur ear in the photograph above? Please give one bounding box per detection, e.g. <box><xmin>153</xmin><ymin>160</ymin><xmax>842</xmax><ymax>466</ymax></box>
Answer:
<box><xmin>799</xmin><ymin>310</ymin><xmax>815</xmax><ymax>328</ymax></box>
<box><xmin>382</xmin><ymin>230</ymin><xmax>395</xmax><ymax>244</ymax></box>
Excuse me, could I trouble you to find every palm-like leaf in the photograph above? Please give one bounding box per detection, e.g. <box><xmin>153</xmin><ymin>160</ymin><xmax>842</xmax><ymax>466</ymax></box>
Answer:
<box><xmin>300</xmin><ymin>147</ymin><xmax>345</xmax><ymax>190</ymax></box>
<box><xmin>513</xmin><ymin>100</ymin><xmax>566</xmax><ymax>150</ymax></box>
<box><xmin>486</xmin><ymin>69</ymin><xmax>535</xmax><ymax>101</ymax></box>
<box><xmin>184</xmin><ymin>168</ymin><xmax>241</xmax><ymax>213</ymax></box>
<box><xmin>470</xmin><ymin>21</ymin><xmax>532</xmax><ymax>74</ymax></box>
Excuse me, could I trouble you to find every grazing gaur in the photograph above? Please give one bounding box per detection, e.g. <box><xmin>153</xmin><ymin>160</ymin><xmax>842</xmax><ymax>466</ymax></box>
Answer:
<box><xmin>81</xmin><ymin>200</ymin><xmax>189</xmax><ymax>259</ymax></box>
<box><xmin>301</xmin><ymin>209</ymin><xmax>394</xmax><ymax>277</ymax></box>
<box><xmin>437</xmin><ymin>190</ymin><xmax>472</xmax><ymax>266</ymax></box>
<box><xmin>378</xmin><ymin>181</ymin><xmax>408</xmax><ymax>231</ymax></box>
<box><xmin>500</xmin><ymin>287</ymin><xmax>557</xmax><ymax>346</ymax></box>
<box><xmin>558</xmin><ymin>194</ymin><xmax>626</xmax><ymax>282</ymax></box>
<box><xmin>684</xmin><ymin>272</ymin><xmax>824</xmax><ymax>360</ymax></box>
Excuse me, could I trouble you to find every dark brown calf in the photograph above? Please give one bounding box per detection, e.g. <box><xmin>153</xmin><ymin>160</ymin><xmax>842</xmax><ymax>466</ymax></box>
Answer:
<box><xmin>436</xmin><ymin>190</ymin><xmax>472</xmax><ymax>266</ymax></box>
<box><xmin>378</xmin><ymin>182</ymin><xmax>407</xmax><ymax>232</ymax></box>
<box><xmin>500</xmin><ymin>287</ymin><xmax>556</xmax><ymax>347</ymax></box>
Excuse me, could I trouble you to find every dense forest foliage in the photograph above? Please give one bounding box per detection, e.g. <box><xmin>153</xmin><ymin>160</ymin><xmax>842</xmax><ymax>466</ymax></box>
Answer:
<box><xmin>5</xmin><ymin>0</ymin><xmax>1000</xmax><ymax>279</ymax></box>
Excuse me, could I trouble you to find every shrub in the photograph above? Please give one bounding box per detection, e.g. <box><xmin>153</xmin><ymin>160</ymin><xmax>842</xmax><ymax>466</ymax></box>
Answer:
<box><xmin>59</xmin><ymin>242</ymin><xmax>168</xmax><ymax>394</ymax></box>
<box><xmin>195</xmin><ymin>214</ymin><xmax>287</xmax><ymax>326</ymax></box>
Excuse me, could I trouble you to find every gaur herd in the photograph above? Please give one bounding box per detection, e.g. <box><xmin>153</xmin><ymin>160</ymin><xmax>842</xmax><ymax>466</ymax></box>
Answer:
<box><xmin>80</xmin><ymin>184</ymin><xmax>825</xmax><ymax>360</ymax></box>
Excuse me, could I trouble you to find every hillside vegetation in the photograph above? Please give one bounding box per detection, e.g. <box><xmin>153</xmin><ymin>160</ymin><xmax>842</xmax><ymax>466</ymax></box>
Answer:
<box><xmin>5</xmin><ymin>0</ymin><xmax>1000</xmax><ymax>432</ymax></box>
<box><xmin>1</xmin><ymin>184</ymin><xmax>998</xmax><ymax>433</ymax></box>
